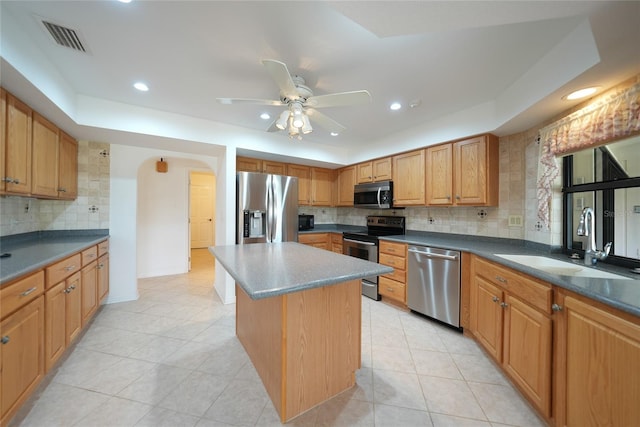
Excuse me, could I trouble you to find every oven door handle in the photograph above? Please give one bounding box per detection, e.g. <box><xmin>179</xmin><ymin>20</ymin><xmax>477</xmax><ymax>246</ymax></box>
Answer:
<box><xmin>377</xmin><ymin>188</ymin><xmax>381</xmax><ymax>208</ymax></box>
<box><xmin>344</xmin><ymin>238</ymin><xmax>376</xmax><ymax>246</ymax></box>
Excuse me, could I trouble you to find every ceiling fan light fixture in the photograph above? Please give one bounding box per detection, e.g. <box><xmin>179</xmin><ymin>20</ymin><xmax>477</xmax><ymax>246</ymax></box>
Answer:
<box><xmin>301</xmin><ymin>115</ymin><xmax>313</xmax><ymax>134</ymax></box>
<box><xmin>275</xmin><ymin>110</ymin><xmax>289</xmax><ymax>130</ymax></box>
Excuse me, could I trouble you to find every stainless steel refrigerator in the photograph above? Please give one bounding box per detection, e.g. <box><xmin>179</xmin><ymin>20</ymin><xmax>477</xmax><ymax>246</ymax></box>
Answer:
<box><xmin>236</xmin><ymin>172</ymin><xmax>299</xmax><ymax>244</ymax></box>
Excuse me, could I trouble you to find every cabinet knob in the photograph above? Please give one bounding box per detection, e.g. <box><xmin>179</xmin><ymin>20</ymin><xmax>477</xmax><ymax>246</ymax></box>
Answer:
<box><xmin>495</xmin><ymin>276</ymin><xmax>507</xmax><ymax>283</ymax></box>
<box><xmin>1</xmin><ymin>336</ymin><xmax>9</xmax><ymax>344</ymax></box>
<box><xmin>446</xmin><ymin>195</ymin><xmax>451</xmax><ymax>200</ymax></box>
<box><xmin>500</xmin><ymin>302</ymin><xmax>509</xmax><ymax>308</ymax></box>
<box><xmin>455</xmin><ymin>195</ymin><xmax>460</xmax><ymax>200</ymax></box>
<box><xmin>63</xmin><ymin>288</ymin><xmax>71</xmax><ymax>294</ymax></box>
<box><xmin>492</xmin><ymin>296</ymin><xmax>499</xmax><ymax>303</ymax></box>
<box><xmin>552</xmin><ymin>303</ymin><xmax>563</xmax><ymax>312</ymax></box>
<box><xmin>2</xmin><ymin>177</ymin><xmax>14</xmax><ymax>183</ymax></box>
<box><xmin>58</xmin><ymin>187</ymin><xmax>67</xmax><ymax>192</ymax></box>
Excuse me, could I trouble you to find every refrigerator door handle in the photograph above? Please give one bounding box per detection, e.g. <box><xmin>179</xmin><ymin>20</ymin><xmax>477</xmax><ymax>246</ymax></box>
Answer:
<box><xmin>267</xmin><ymin>175</ymin><xmax>273</xmax><ymax>242</ymax></box>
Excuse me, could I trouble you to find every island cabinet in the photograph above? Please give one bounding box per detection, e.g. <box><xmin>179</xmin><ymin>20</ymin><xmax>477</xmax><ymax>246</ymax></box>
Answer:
<box><xmin>378</xmin><ymin>241</ymin><xmax>407</xmax><ymax>304</ymax></box>
<box><xmin>236</xmin><ymin>279</ymin><xmax>361</xmax><ymax>423</ymax></box>
<box><xmin>356</xmin><ymin>157</ymin><xmax>392</xmax><ymax>183</ymax></box>
<box><xmin>469</xmin><ymin>255</ymin><xmax>553</xmax><ymax>419</ymax></box>
<box><xmin>298</xmin><ymin>232</ymin><xmax>329</xmax><ymax>250</ymax></box>
<box><xmin>392</xmin><ymin>149</ymin><xmax>425</xmax><ymax>206</ymax></box>
<box><xmin>0</xmin><ymin>272</ymin><xmax>45</xmax><ymax>427</ymax></box>
<box><xmin>335</xmin><ymin>165</ymin><xmax>355</xmax><ymax>206</ymax></box>
<box><xmin>553</xmin><ymin>290</ymin><xmax>640</xmax><ymax>427</ymax></box>
<box><xmin>2</xmin><ymin>92</ymin><xmax>32</xmax><ymax>196</ymax></box>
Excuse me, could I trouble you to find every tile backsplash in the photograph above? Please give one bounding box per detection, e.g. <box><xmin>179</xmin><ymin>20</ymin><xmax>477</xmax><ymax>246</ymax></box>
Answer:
<box><xmin>0</xmin><ymin>141</ymin><xmax>110</xmax><ymax>236</ymax></box>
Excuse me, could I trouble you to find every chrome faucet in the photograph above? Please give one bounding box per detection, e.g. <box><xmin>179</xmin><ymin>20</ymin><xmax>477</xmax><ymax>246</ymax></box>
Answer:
<box><xmin>576</xmin><ymin>207</ymin><xmax>612</xmax><ymax>266</ymax></box>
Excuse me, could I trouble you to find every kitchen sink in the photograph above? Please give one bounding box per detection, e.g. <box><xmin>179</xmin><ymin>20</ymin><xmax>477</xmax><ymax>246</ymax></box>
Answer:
<box><xmin>494</xmin><ymin>254</ymin><xmax>632</xmax><ymax>280</ymax></box>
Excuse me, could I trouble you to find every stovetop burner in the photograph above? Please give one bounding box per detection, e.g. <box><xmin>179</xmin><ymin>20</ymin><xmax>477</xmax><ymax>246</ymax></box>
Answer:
<box><xmin>343</xmin><ymin>215</ymin><xmax>405</xmax><ymax>241</ymax></box>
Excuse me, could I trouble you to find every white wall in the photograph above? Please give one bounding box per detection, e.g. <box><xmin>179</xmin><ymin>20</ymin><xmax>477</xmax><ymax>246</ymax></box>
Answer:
<box><xmin>108</xmin><ymin>143</ymin><xmax>229</xmax><ymax>304</ymax></box>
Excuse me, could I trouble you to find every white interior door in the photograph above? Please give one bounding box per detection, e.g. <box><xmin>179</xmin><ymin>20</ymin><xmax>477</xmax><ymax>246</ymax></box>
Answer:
<box><xmin>190</xmin><ymin>172</ymin><xmax>216</xmax><ymax>249</ymax></box>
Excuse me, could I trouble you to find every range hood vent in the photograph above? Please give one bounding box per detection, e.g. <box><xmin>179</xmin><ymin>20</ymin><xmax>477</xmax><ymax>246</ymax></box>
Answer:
<box><xmin>41</xmin><ymin>20</ymin><xmax>87</xmax><ymax>53</ymax></box>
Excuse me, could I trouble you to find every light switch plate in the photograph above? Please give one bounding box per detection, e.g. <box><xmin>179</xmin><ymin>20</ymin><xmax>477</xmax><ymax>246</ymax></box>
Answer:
<box><xmin>508</xmin><ymin>215</ymin><xmax>523</xmax><ymax>227</ymax></box>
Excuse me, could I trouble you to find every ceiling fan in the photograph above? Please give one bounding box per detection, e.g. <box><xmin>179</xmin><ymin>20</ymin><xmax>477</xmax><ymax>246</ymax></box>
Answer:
<box><xmin>217</xmin><ymin>59</ymin><xmax>371</xmax><ymax>139</ymax></box>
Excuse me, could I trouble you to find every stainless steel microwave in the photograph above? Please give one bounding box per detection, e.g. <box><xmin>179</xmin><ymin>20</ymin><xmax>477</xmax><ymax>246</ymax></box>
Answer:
<box><xmin>354</xmin><ymin>181</ymin><xmax>393</xmax><ymax>209</ymax></box>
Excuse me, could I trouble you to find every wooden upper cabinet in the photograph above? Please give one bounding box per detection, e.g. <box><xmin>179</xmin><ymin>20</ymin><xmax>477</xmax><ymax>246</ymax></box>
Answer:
<box><xmin>1</xmin><ymin>88</ymin><xmax>6</xmax><ymax>193</ymax></box>
<box><xmin>31</xmin><ymin>113</ymin><xmax>59</xmax><ymax>198</ymax></box>
<box><xmin>57</xmin><ymin>132</ymin><xmax>78</xmax><ymax>199</ymax></box>
<box><xmin>310</xmin><ymin>167</ymin><xmax>333</xmax><ymax>206</ymax></box>
<box><xmin>453</xmin><ymin>134</ymin><xmax>499</xmax><ymax>206</ymax></box>
<box><xmin>236</xmin><ymin>156</ymin><xmax>262</xmax><ymax>173</ymax></box>
<box><xmin>426</xmin><ymin>143</ymin><xmax>453</xmax><ymax>205</ymax></box>
<box><xmin>336</xmin><ymin>165</ymin><xmax>355</xmax><ymax>206</ymax></box>
<box><xmin>356</xmin><ymin>157</ymin><xmax>392</xmax><ymax>183</ymax></box>
<box><xmin>236</xmin><ymin>156</ymin><xmax>286</xmax><ymax>175</ymax></box>
<box><xmin>392</xmin><ymin>149</ymin><xmax>425</xmax><ymax>206</ymax></box>
<box><xmin>4</xmin><ymin>92</ymin><xmax>32</xmax><ymax>195</ymax></box>
<box><xmin>287</xmin><ymin>164</ymin><xmax>311</xmax><ymax>205</ymax></box>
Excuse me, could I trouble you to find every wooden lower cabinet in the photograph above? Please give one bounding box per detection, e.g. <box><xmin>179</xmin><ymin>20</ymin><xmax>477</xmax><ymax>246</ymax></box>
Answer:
<box><xmin>470</xmin><ymin>256</ymin><xmax>553</xmax><ymax>419</ymax></box>
<box><xmin>330</xmin><ymin>233</ymin><xmax>343</xmax><ymax>254</ymax></box>
<box><xmin>298</xmin><ymin>233</ymin><xmax>329</xmax><ymax>250</ymax></box>
<box><xmin>45</xmin><ymin>271</ymin><xmax>81</xmax><ymax>371</ymax></box>
<box><xmin>81</xmin><ymin>261</ymin><xmax>98</xmax><ymax>326</ymax></box>
<box><xmin>378</xmin><ymin>241</ymin><xmax>407</xmax><ymax>304</ymax></box>
<box><xmin>98</xmin><ymin>254</ymin><xmax>109</xmax><ymax>303</ymax></box>
<box><xmin>555</xmin><ymin>291</ymin><xmax>640</xmax><ymax>427</ymax></box>
<box><xmin>0</xmin><ymin>296</ymin><xmax>45</xmax><ymax>426</ymax></box>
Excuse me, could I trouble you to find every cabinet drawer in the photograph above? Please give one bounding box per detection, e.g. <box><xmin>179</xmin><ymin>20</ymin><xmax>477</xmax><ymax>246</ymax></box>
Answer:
<box><xmin>81</xmin><ymin>246</ymin><xmax>98</xmax><ymax>266</ymax></box>
<box><xmin>98</xmin><ymin>239</ymin><xmax>109</xmax><ymax>256</ymax></box>
<box><xmin>45</xmin><ymin>253</ymin><xmax>81</xmax><ymax>289</ymax></box>
<box><xmin>382</xmin><ymin>268</ymin><xmax>406</xmax><ymax>284</ymax></box>
<box><xmin>473</xmin><ymin>256</ymin><xmax>552</xmax><ymax>313</ymax></box>
<box><xmin>379</xmin><ymin>276</ymin><xmax>405</xmax><ymax>303</ymax></box>
<box><xmin>299</xmin><ymin>233</ymin><xmax>328</xmax><ymax>244</ymax></box>
<box><xmin>379</xmin><ymin>240</ymin><xmax>406</xmax><ymax>257</ymax></box>
<box><xmin>1</xmin><ymin>271</ymin><xmax>45</xmax><ymax>318</ymax></box>
<box><xmin>379</xmin><ymin>252</ymin><xmax>406</xmax><ymax>270</ymax></box>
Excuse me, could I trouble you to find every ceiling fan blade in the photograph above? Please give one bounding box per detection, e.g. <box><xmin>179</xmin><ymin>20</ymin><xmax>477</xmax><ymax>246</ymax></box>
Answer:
<box><xmin>261</xmin><ymin>59</ymin><xmax>299</xmax><ymax>100</ymax></box>
<box><xmin>216</xmin><ymin>98</ymin><xmax>284</xmax><ymax>106</ymax></box>
<box><xmin>266</xmin><ymin>119</ymin><xmax>280</xmax><ymax>132</ymax></box>
<box><xmin>305</xmin><ymin>90</ymin><xmax>371</xmax><ymax>108</ymax></box>
<box><xmin>305</xmin><ymin>109</ymin><xmax>346</xmax><ymax>134</ymax></box>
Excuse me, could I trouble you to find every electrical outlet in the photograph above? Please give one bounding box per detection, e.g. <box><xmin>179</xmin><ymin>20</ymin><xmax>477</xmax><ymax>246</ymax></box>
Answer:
<box><xmin>508</xmin><ymin>215</ymin><xmax>523</xmax><ymax>227</ymax></box>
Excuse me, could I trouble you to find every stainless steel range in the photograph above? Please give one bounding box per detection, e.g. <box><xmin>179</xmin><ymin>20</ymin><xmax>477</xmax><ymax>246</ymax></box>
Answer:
<box><xmin>343</xmin><ymin>216</ymin><xmax>406</xmax><ymax>300</ymax></box>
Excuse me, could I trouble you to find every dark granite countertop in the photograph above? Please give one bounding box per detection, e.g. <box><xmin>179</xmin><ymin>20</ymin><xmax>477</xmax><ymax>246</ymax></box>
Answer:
<box><xmin>0</xmin><ymin>230</ymin><xmax>110</xmax><ymax>285</ymax></box>
<box><xmin>383</xmin><ymin>231</ymin><xmax>640</xmax><ymax>317</ymax></box>
<box><xmin>210</xmin><ymin>242</ymin><xmax>392</xmax><ymax>300</ymax></box>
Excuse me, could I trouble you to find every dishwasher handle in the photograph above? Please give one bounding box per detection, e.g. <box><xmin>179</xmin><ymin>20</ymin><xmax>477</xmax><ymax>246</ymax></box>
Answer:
<box><xmin>408</xmin><ymin>248</ymin><xmax>458</xmax><ymax>261</ymax></box>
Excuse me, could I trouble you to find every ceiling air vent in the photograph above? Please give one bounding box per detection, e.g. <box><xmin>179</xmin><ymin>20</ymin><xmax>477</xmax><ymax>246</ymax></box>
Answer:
<box><xmin>41</xmin><ymin>20</ymin><xmax>87</xmax><ymax>52</ymax></box>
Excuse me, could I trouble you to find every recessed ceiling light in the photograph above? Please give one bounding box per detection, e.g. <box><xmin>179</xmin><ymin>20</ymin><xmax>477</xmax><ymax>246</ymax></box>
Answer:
<box><xmin>133</xmin><ymin>82</ymin><xmax>149</xmax><ymax>92</ymax></box>
<box><xmin>118</xmin><ymin>0</ymin><xmax>132</xmax><ymax>3</ymax></box>
<box><xmin>390</xmin><ymin>102</ymin><xmax>402</xmax><ymax>111</ymax></box>
<box><xmin>564</xmin><ymin>87</ymin><xmax>599</xmax><ymax>100</ymax></box>
<box><xmin>260</xmin><ymin>113</ymin><xmax>270</xmax><ymax>120</ymax></box>
<box><xmin>330</xmin><ymin>132</ymin><xmax>339</xmax><ymax>137</ymax></box>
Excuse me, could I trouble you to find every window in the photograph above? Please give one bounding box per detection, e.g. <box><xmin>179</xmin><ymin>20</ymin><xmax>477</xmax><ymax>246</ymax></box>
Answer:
<box><xmin>562</xmin><ymin>136</ymin><xmax>640</xmax><ymax>268</ymax></box>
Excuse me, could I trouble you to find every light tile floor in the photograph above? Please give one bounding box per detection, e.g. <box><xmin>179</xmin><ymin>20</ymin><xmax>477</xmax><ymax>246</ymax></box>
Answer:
<box><xmin>16</xmin><ymin>249</ymin><xmax>546</xmax><ymax>427</ymax></box>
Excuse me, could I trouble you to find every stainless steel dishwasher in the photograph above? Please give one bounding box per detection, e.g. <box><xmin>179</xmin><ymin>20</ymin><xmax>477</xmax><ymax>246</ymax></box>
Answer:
<box><xmin>407</xmin><ymin>245</ymin><xmax>461</xmax><ymax>328</ymax></box>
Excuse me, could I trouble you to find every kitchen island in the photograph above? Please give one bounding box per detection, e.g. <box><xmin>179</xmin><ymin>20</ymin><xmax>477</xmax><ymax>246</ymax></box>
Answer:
<box><xmin>210</xmin><ymin>242</ymin><xmax>392</xmax><ymax>423</ymax></box>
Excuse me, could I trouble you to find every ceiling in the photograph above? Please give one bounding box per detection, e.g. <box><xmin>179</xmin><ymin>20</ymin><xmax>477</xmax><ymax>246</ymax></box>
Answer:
<box><xmin>1</xmin><ymin>1</ymin><xmax>639</xmax><ymax>165</ymax></box>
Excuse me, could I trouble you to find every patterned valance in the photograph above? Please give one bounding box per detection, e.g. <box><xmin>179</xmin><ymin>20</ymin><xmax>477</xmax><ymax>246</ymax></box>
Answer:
<box><xmin>539</xmin><ymin>80</ymin><xmax>640</xmax><ymax>156</ymax></box>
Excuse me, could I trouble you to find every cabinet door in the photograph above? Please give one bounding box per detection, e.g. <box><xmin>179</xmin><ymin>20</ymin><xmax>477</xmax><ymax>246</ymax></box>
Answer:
<box><xmin>236</xmin><ymin>156</ymin><xmax>262</xmax><ymax>172</ymax></box>
<box><xmin>562</xmin><ymin>296</ymin><xmax>640</xmax><ymax>427</ymax></box>
<box><xmin>454</xmin><ymin>136</ymin><xmax>486</xmax><ymax>205</ymax></box>
<box><xmin>372</xmin><ymin>157</ymin><xmax>392</xmax><ymax>181</ymax></box>
<box><xmin>81</xmin><ymin>262</ymin><xmax>98</xmax><ymax>327</ymax></box>
<box><xmin>336</xmin><ymin>166</ymin><xmax>355</xmax><ymax>206</ymax></box>
<box><xmin>287</xmin><ymin>164</ymin><xmax>310</xmax><ymax>205</ymax></box>
<box><xmin>58</xmin><ymin>131</ymin><xmax>78</xmax><ymax>199</ymax></box>
<box><xmin>263</xmin><ymin>160</ymin><xmax>286</xmax><ymax>175</ymax></box>
<box><xmin>66</xmin><ymin>272</ymin><xmax>82</xmax><ymax>344</ymax></box>
<box><xmin>31</xmin><ymin>113</ymin><xmax>59</xmax><ymax>198</ymax></box>
<box><xmin>98</xmin><ymin>254</ymin><xmax>109</xmax><ymax>303</ymax></box>
<box><xmin>0</xmin><ymin>88</ymin><xmax>6</xmax><ymax>193</ymax></box>
<box><xmin>472</xmin><ymin>276</ymin><xmax>503</xmax><ymax>361</ymax></box>
<box><xmin>0</xmin><ymin>297</ymin><xmax>44</xmax><ymax>425</ymax></box>
<box><xmin>45</xmin><ymin>282</ymin><xmax>67</xmax><ymax>371</ymax></box>
<box><xmin>4</xmin><ymin>93</ymin><xmax>32</xmax><ymax>195</ymax></box>
<box><xmin>310</xmin><ymin>167</ymin><xmax>333</xmax><ymax>206</ymax></box>
<box><xmin>503</xmin><ymin>294</ymin><xmax>552</xmax><ymax>417</ymax></box>
<box><xmin>356</xmin><ymin>162</ymin><xmax>373</xmax><ymax>183</ymax></box>
<box><xmin>392</xmin><ymin>150</ymin><xmax>425</xmax><ymax>206</ymax></box>
<box><xmin>426</xmin><ymin>143</ymin><xmax>453</xmax><ymax>205</ymax></box>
